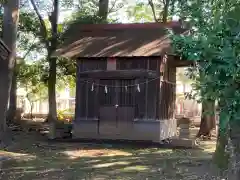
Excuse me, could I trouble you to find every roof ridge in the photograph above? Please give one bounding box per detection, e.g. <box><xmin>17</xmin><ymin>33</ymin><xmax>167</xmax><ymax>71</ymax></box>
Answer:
<box><xmin>76</xmin><ymin>21</ymin><xmax>182</xmax><ymax>31</ymax></box>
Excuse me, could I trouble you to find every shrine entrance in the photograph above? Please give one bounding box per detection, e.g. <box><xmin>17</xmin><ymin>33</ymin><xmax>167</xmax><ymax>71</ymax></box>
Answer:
<box><xmin>98</xmin><ymin>79</ymin><xmax>135</xmax><ymax>135</ymax></box>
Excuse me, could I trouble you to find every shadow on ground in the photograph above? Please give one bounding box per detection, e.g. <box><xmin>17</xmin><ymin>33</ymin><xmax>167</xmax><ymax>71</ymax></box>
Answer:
<box><xmin>0</xmin><ymin>130</ymin><xmax>220</xmax><ymax>180</ymax></box>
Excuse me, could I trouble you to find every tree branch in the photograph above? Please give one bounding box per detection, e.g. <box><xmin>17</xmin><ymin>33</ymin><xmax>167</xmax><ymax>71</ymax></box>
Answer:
<box><xmin>22</xmin><ymin>38</ymin><xmax>40</xmax><ymax>60</ymax></box>
<box><xmin>163</xmin><ymin>0</ymin><xmax>166</xmax><ymax>6</ymax></box>
<box><xmin>29</xmin><ymin>0</ymin><xmax>49</xmax><ymax>48</ymax></box>
<box><xmin>108</xmin><ymin>0</ymin><xmax>121</xmax><ymax>14</ymax></box>
<box><xmin>108</xmin><ymin>0</ymin><xmax>116</xmax><ymax>13</ymax></box>
<box><xmin>148</xmin><ymin>0</ymin><xmax>159</xmax><ymax>22</ymax></box>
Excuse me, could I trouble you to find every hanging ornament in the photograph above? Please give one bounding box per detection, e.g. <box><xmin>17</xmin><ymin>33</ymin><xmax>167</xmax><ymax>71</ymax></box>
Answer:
<box><xmin>91</xmin><ymin>83</ymin><xmax>94</xmax><ymax>91</ymax></box>
<box><xmin>137</xmin><ymin>84</ymin><xmax>140</xmax><ymax>92</ymax></box>
<box><xmin>104</xmin><ymin>85</ymin><xmax>108</xmax><ymax>94</ymax></box>
<box><xmin>125</xmin><ymin>86</ymin><xmax>128</xmax><ymax>92</ymax></box>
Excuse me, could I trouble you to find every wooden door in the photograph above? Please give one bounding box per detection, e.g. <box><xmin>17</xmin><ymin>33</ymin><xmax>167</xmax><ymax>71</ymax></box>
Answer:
<box><xmin>98</xmin><ymin>79</ymin><xmax>135</xmax><ymax>136</ymax></box>
<box><xmin>99</xmin><ymin>106</ymin><xmax>117</xmax><ymax>135</ymax></box>
<box><xmin>116</xmin><ymin>79</ymin><xmax>135</xmax><ymax>134</ymax></box>
<box><xmin>99</xmin><ymin>79</ymin><xmax>117</xmax><ymax>135</ymax></box>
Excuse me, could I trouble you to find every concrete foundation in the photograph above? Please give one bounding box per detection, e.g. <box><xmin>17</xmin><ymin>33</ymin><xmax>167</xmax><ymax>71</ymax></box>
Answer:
<box><xmin>72</xmin><ymin>119</ymin><xmax>177</xmax><ymax>143</ymax></box>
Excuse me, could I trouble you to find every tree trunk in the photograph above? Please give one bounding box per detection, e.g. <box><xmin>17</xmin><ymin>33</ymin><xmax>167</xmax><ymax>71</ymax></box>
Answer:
<box><xmin>7</xmin><ymin>63</ymin><xmax>17</xmax><ymax>124</ymax></box>
<box><xmin>162</xmin><ymin>0</ymin><xmax>170</xmax><ymax>23</ymax></box>
<box><xmin>197</xmin><ymin>100</ymin><xmax>216</xmax><ymax>138</ymax></box>
<box><xmin>213</xmin><ymin>110</ymin><xmax>229</xmax><ymax>179</ymax></box>
<box><xmin>47</xmin><ymin>57</ymin><xmax>57</xmax><ymax>123</ymax></box>
<box><xmin>47</xmin><ymin>56</ymin><xmax>57</xmax><ymax>139</ymax></box>
<box><xmin>213</xmin><ymin>130</ymin><xmax>229</xmax><ymax>171</ymax></box>
<box><xmin>29</xmin><ymin>0</ymin><xmax>59</xmax><ymax>138</ymax></box>
<box><xmin>47</xmin><ymin>0</ymin><xmax>59</xmax><ymax>139</ymax></box>
<box><xmin>1</xmin><ymin>0</ymin><xmax>19</xmax><ymax>142</ymax></box>
<box><xmin>212</xmin><ymin>96</ymin><xmax>240</xmax><ymax>179</ymax></box>
<box><xmin>213</xmin><ymin>112</ymin><xmax>240</xmax><ymax>180</ymax></box>
<box><xmin>30</xmin><ymin>103</ymin><xmax>33</xmax><ymax>120</ymax></box>
<box><xmin>98</xmin><ymin>0</ymin><xmax>109</xmax><ymax>20</ymax></box>
<box><xmin>227</xmin><ymin>121</ymin><xmax>240</xmax><ymax>180</ymax></box>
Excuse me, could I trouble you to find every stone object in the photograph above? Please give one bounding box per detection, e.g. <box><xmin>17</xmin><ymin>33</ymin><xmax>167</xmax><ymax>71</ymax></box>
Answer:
<box><xmin>179</xmin><ymin>118</ymin><xmax>191</xmax><ymax>138</ymax></box>
<box><xmin>171</xmin><ymin>138</ymin><xmax>198</xmax><ymax>148</ymax></box>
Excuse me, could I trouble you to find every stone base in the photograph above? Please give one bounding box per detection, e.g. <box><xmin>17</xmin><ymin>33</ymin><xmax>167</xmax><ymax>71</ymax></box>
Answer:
<box><xmin>171</xmin><ymin>138</ymin><xmax>198</xmax><ymax>148</ymax></box>
<box><xmin>72</xmin><ymin>119</ymin><xmax>177</xmax><ymax>143</ymax></box>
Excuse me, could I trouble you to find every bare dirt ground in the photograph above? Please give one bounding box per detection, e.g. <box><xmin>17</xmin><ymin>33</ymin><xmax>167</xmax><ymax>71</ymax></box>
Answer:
<box><xmin>0</xmin><ymin>123</ymin><xmax>222</xmax><ymax>180</ymax></box>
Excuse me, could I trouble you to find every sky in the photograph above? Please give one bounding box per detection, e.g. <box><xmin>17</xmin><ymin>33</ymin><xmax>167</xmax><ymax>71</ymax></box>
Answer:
<box><xmin>35</xmin><ymin>0</ymin><xmax>179</xmax><ymax>24</ymax></box>
<box><xmin>59</xmin><ymin>0</ymin><xmax>141</xmax><ymax>23</ymax></box>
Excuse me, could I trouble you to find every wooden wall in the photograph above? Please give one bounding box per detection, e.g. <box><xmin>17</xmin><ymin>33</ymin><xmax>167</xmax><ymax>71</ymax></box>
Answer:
<box><xmin>0</xmin><ymin>41</ymin><xmax>10</xmax><ymax>61</ymax></box>
<box><xmin>75</xmin><ymin>59</ymin><xmax>107</xmax><ymax>119</ymax></box>
<box><xmin>75</xmin><ymin>56</ymin><xmax>176</xmax><ymax>121</ymax></box>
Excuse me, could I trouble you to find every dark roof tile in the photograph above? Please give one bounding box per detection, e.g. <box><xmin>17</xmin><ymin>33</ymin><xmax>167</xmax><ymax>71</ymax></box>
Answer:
<box><xmin>55</xmin><ymin>22</ymin><xmax>187</xmax><ymax>58</ymax></box>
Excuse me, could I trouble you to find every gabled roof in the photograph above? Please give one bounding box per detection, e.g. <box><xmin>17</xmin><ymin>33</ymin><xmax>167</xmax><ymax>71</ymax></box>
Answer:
<box><xmin>0</xmin><ymin>38</ymin><xmax>11</xmax><ymax>60</ymax></box>
<box><xmin>54</xmin><ymin>21</ymin><xmax>188</xmax><ymax>58</ymax></box>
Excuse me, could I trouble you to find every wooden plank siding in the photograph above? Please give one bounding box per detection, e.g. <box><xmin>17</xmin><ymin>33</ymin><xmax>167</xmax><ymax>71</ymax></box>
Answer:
<box><xmin>76</xmin><ymin>59</ymin><xmax>107</xmax><ymax>120</ymax></box>
<box><xmin>75</xmin><ymin>56</ymin><xmax>176</xmax><ymax>121</ymax></box>
<box><xmin>0</xmin><ymin>39</ymin><xmax>10</xmax><ymax>61</ymax></box>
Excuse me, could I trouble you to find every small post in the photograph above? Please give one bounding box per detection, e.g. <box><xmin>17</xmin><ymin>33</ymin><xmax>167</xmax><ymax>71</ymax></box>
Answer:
<box><xmin>178</xmin><ymin>117</ymin><xmax>191</xmax><ymax>138</ymax></box>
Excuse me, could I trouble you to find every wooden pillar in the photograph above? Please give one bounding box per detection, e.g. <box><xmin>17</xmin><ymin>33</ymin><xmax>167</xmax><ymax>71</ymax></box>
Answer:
<box><xmin>85</xmin><ymin>81</ymin><xmax>89</xmax><ymax>119</ymax></box>
<box><xmin>75</xmin><ymin>62</ymin><xmax>81</xmax><ymax>121</ymax></box>
<box><xmin>159</xmin><ymin>55</ymin><xmax>168</xmax><ymax>120</ymax></box>
<box><xmin>94</xmin><ymin>79</ymin><xmax>100</xmax><ymax>119</ymax></box>
<box><xmin>168</xmin><ymin>66</ymin><xmax>176</xmax><ymax>119</ymax></box>
<box><xmin>158</xmin><ymin>54</ymin><xmax>177</xmax><ymax>120</ymax></box>
<box><xmin>155</xmin><ymin>58</ymin><xmax>161</xmax><ymax>120</ymax></box>
<box><xmin>144</xmin><ymin>59</ymin><xmax>149</xmax><ymax>119</ymax></box>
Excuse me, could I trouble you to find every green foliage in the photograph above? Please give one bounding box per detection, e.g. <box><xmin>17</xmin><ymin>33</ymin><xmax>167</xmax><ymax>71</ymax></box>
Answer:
<box><xmin>126</xmin><ymin>0</ymin><xmax>180</xmax><ymax>23</ymax></box>
<box><xmin>171</xmin><ymin>0</ymin><xmax>240</xmax><ymax>136</ymax></box>
<box><xmin>171</xmin><ymin>2</ymin><xmax>240</xmax><ymax>170</ymax></box>
<box><xmin>19</xmin><ymin>11</ymin><xmax>41</xmax><ymax>37</ymax></box>
<box><xmin>57</xmin><ymin>108</ymin><xmax>74</xmax><ymax>122</ymax></box>
<box><xmin>126</xmin><ymin>2</ymin><xmax>154</xmax><ymax>22</ymax></box>
<box><xmin>57</xmin><ymin>6</ymin><xmax>111</xmax><ymax>78</ymax></box>
<box><xmin>17</xmin><ymin>60</ymin><xmax>48</xmax><ymax>102</ymax></box>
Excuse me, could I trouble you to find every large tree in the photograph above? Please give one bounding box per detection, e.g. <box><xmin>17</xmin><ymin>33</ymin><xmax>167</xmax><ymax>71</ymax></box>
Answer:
<box><xmin>172</xmin><ymin>0</ymin><xmax>240</xmax><ymax>178</ymax></box>
<box><xmin>148</xmin><ymin>0</ymin><xmax>177</xmax><ymax>22</ymax></box>
<box><xmin>28</xmin><ymin>0</ymin><xmax>60</xmax><ymax>138</ymax></box>
<box><xmin>0</xmin><ymin>0</ymin><xmax>19</xmax><ymax>141</ymax></box>
<box><xmin>7</xmin><ymin>60</ymin><xmax>17</xmax><ymax>124</ymax></box>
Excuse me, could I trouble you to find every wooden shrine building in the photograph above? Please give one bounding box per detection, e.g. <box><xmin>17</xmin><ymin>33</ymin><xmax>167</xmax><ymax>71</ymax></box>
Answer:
<box><xmin>55</xmin><ymin>22</ymin><xmax>190</xmax><ymax>142</ymax></box>
<box><xmin>0</xmin><ymin>38</ymin><xmax>10</xmax><ymax>62</ymax></box>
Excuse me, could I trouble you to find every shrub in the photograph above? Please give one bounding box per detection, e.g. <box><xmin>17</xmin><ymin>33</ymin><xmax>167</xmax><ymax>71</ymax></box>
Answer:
<box><xmin>57</xmin><ymin>109</ymin><xmax>74</xmax><ymax>123</ymax></box>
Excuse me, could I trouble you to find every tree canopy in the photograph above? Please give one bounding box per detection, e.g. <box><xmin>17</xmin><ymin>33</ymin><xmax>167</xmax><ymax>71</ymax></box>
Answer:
<box><xmin>171</xmin><ymin>0</ymin><xmax>240</xmax><ymax>177</ymax></box>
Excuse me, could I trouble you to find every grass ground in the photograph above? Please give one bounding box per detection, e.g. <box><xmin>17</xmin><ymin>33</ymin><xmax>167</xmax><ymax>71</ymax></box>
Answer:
<box><xmin>0</xmin><ymin>129</ymin><xmax>220</xmax><ymax>180</ymax></box>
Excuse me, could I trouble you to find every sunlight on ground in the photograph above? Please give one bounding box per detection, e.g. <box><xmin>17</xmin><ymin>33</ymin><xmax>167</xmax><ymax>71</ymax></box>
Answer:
<box><xmin>0</xmin><ymin>150</ymin><xmax>36</xmax><ymax>161</ymax></box>
<box><xmin>147</xmin><ymin>149</ymin><xmax>173</xmax><ymax>155</ymax></box>
<box><xmin>92</xmin><ymin>161</ymin><xmax>130</xmax><ymax>168</ymax></box>
<box><xmin>200</xmin><ymin>141</ymin><xmax>216</xmax><ymax>153</ymax></box>
<box><xmin>0</xmin><ymin>130</ymin><xmax>220</xmax><ymax>180</ymax></box>
<box><xmin>122</xmin><ymin>165</ymin><xmax>149</xmax><ymax>172</ymax></box>
<box><xmin>62</xmin><ymin>149</ymin><xmax>132</xmax><ymax>159</ymax></box>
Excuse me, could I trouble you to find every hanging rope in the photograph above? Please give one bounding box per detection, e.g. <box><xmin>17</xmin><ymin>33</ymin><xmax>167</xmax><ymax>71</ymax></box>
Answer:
<box><xmin>79</xmin><ymin>75</ymin><xmax>176</xmax><ymax>88</ymax></box>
